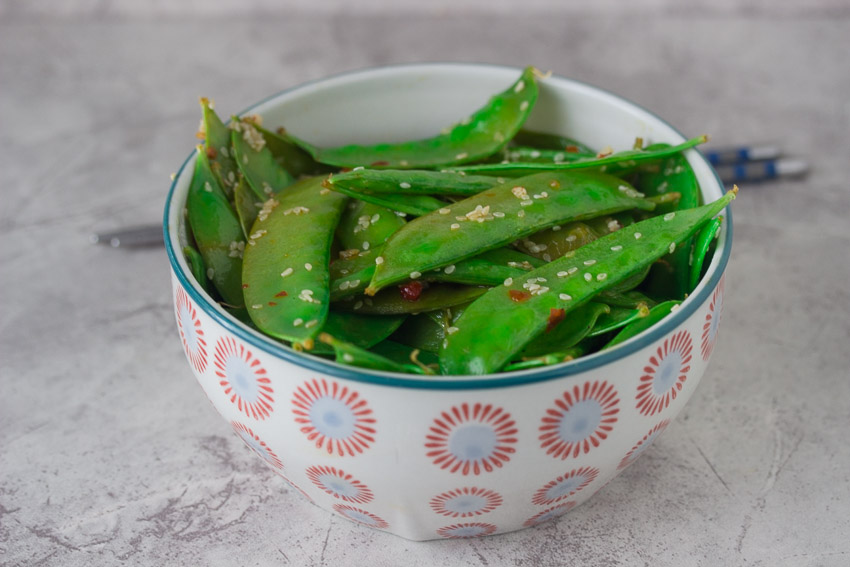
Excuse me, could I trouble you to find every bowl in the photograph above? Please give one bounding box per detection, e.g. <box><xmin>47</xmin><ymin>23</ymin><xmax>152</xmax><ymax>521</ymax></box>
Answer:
<box><xmin>164</xmin><ymin>63</ymin><xmax>731</xmax><ymax>540</ymax></box>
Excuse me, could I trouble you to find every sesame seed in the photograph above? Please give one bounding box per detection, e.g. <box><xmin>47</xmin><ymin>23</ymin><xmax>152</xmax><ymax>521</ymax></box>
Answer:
<box><xmin>353</xmin><ymin>166</ymin><xmax>365</xmax><ymax>171</ymax></box>
<box><xmin>584</xmin><ymin>273</ymin><xmax>592</xmax><ymax>282</ymax></box>
<box><xmin>293</xmin><ymin>318</ymin><xmax>304</xmax><ymax>326</ymax></box>
<box><xmin>371</xmin><ymin>214</ymin><xmax>380</xmax><ymax>224</ymax></box>
<box><xmin>251</xmin><ymin>304</ymin><xmax>263</xmax><ymax>309</ymax></box>
<box><xmin>634</xmin><ymin>232</ymin><xmax>642</xmax><ymax>239</ymax></box>
<box><xmin>520</xmin><ymin>100</ymin><xmax>529</xmax><ymax>111</ymax></box>
<box><xmin>520</xmin><ymin>199</ymin><xmax>533</xmax><ymax>207</ymax></box>
<box><xmin>511</xmin><ymin>186</ymin><xmax>529</xmax><ymax>200</ymax></box>
<box><xmin>399</xmin><ymin>182</ymin><xmax>411</xmax><ymax>189</ymax></box>
<box><xmin>597</xmin><ymin>273</ymin><xmax>608</xmax><ymax>281</ymax></box>
<box><xmin>342</xmin><ymin>353</ymin><xmax>354</xmax><ymax>362</ymax></box>
<box><xmin>339</xmin><ymin>281</ymin><xmax>351</xmax><ymax>290</ymax></box>
<box><xmin>455</xmin><ymin>152</ymin><xmax>468</xmax><ymax>160</ymax></box>
<box><xmin>394</xmin><ymin>211</ymin><xmax>407</xmax><ymax>217</ymax></box>
<box><xmin>375</xmin><ymin>256</ymin><xmax>385</xmax><ymax>265</ymax></box>
<box><xmin>584</xmin><ymin>259</ymin><xmax>596</xmax><ymax>266</ymax></box>
<box><xmin>543</xmin><ymin>253</ymin><xmax>551</xmax><ymax>262</ymax></box>
<box><xmin>610</xmin><ymin>245</ymin><xmax>623</xmax><ymax>251</ymax></box>
<box><xmin>206</xmin><ymin>268</ymin><xmax>215</xmax><ymax>280</ymax></box>
<box><xmin>552</xmin><ymin>225</ymin><xmax>561</xmax><ymax>231</ymax></box>
<box><xmin>320</xmin><ymin>188</ymin><xmax>331</xmax><ymax>196</ymax></box>
<box><xmin>530</xmin><ymin>150</ymin><xmax>541</xmax><ymax>159</ymax></box>
<box><xmin>494</xmin><ymin>132</ymin><xmax>505</xmax><ymax>142</ymax></box>
<box><xmin>444</xmin><ymin>265</ymin><xmax>456</xmax><ymax>275</ymax></box>
<box><xmin>283</xmin><ymin>206</ymin><xmax>310</xmax><ymax>216</ymax></box>
<box><xmin>493</xmin><ymin>211</ymin><xmax>505</xmax><ymax>218</ymax></box>
<box><xmin>658</xmin><ymin>181</ymin><xmax>669</xmax><ymax>193</ymax></box>
<box><xmin>447</xmin><ymin>326</ymin><xmax>460</xmax><ymax>335</ymax></box>
<box><xmin>242</xmin><ymin>154</ymin><xmax>248</xmax><ymax>164</ymax></box>
<box><xmin>607</xmin><ymin>220</ymin><xmax>621</xmax><ymax>232</ymax></box>
<box><xmin>409</xmin><ymin>271</ymin><xmax>422</xmax><ymax>279</ymax></box>
<box><xmin>497</xmin><ymin>177</ymin><xmax>506</xmax><ymax>184</ymax></box>
<box><xmin>305</xmin><ymin>319</ymin><xmax>319</xmax><ymax>329</ymax></box>
<box><xmin>568</xmin><ymin>267</ymin><xmax>578</xmax><ymax>275</ymax></box>
<box><xmin>669</xmin><ymin>242</ymin><xmax>676</xmax><ymax>254</ymax></box>
<box><xmin>219</xmin><ymin>146</ymin><xmax>229</xmax><ymax>158</ymax></box>
<box><xmin>503</xmin><ymin>277</ymin><xmax>513</xmax><ymax>286</ymax></box>
<box><xmin>664</xmin><ymin>212</ymin><xmax>676</xmax><ymax>221</ymax></box>
<box><xmin>305</xmin><ymin>263</ymin><xmax>313</xmax><ymax>271</ymax></box>
<box><xmin>565</xmin><ymin>235</ymin><xmax>576</xmax><ymax>242</ymax></box>
<box><xmin>514</xmin><ymin>79</ymin><xmax>526</xmax><ymax>93</ymax></box>
<box><xmin>362</xmin><ymin>241</ymin><xmax>370</xmax><ymax>251</ymax></box>
<box><xmin>439</xmin><ymin>208</ymin><xmax>451</xmax><ymax>215</ymax></box>
<box><xmin>350</xmin><ymin>279</ymin><xmax>360</xmax><ymax>287</ymax></box>
<box><xmin>203</xmin><ymin>182</ymin><xmax>213</xmax><ymax>193</ymax></box>
<box><xmin>559</xmin><ymin>293</ymin><xmax>572</xmax><ymax>301</ymax></box>
<box><xmin>280</xmin><ymin>267</ymin><xmax>293</xmax><ymax>278</ymax></box>
<box><xmin>451</xmin><ymin>223</ymin><xmax>461</xmax><ymax>230</ymax></box>
<box><xmin>517</xmin><ymin>210</ymin><xmax>525</xmax><ymax>218</ymax></box>
<box><xmin>400</xmin><ymin>160</ymin><xmax>409</xmax><ymax>166</ymax></box>
<box><xmin>353</xmin><ymin>301</ymin><xmax>363</xmax><ymax>310</ymax></box>
<box><xmin>557</xmin><ymin>271</ymin><xmax>568</xmax><ymax>277</ymax></box>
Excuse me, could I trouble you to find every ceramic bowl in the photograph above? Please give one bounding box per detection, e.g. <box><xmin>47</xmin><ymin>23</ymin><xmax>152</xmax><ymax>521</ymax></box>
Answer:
<box><xmin>164</xmin><ymin>64</ymin><xmax>731</xmax><ymax>541</ymax></box>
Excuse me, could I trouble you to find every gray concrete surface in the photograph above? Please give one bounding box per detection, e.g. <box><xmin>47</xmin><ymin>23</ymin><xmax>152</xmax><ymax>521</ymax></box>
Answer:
<box><xmin>2</xmin><ymin>7</ymin><xmax>849</xmax><ymax>567</ymax></box>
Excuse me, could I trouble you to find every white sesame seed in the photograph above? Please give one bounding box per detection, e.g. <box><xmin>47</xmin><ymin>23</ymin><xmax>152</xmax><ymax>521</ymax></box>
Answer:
<box><xmin>339</xmin><ymin>281</ymin><xmax>351</xmax><ymax>290</ymax></box>
<box><xmin>447</xmin><ymin>326</ymin><xmax>460</xmax><ymax>335</ymax></box>
<box><xmin>252</xmin><ymin>304</ymin><xmax>263</xmax><ymax>309</ymax></box>
<box><xmin>353</xmin><ymin>301</ymin><xmax>363</xmax><ymax>310</ymax></box>
<box><xmin>455</xmin><ymin>152</ymin><xmax>468</xmax><ymax>160</ymax></box>
<box><xmin>375</xmin><ymin>256</ymin><xmax>385</xmax><ymax>265</ymax></box>
<box><xmin>530</xmin><ymin>150</ymin><xmax>541</xmax><ymax>159</ymax></box>
<box><xmin>597</xmin><ymin>273</ymin><xmax>608</xmax><ymax>281</ymax></box>
<box><xmin>399</xmin><ymin>182</ymin><xmax>411</xmax><ymax>189</ymax></box>
<box><xmin>568</xmin><ymin>267</ymin><xmax>578</xmax><ymax>275</ymax></box>
<box><xmin>520</xmin><ymin>100</ymin><xmax>529</xmax><ymax>111</ymax></box>
<box><xmin>439</xmin><ymin>208</ymin><xmax>451</xmax><ymax>215</ymax></box>
<box><xmin>658</xmin><ymin>181</ymin><xmax>669</xmax><ymax>193</ymax></box>
<box><xmin>409</xmin><ymin>271</ymin><xmax>422</xmax><ymax>279</ymax></box>
<box><xmin>552</xmin><ymin>225</ymin><xmax>562</xmax><ymax>232</ymax></box>
<box><xmin>607</xmin><ymin>220</ymin><xmax>621</xmax><ymax>232</ymax></box>
<box><xmin>503</xmin><ymin>277</ymin><xmax>513</xmax><ymax>286</ymax></box>
<box><xmin>514</xmin><ymin>79</ymin><xmax>526</xmax><ymax>93</ymax></box>
<box><xmin>280</xmin><ymin>267</ymin><xmax>293</xmax><ymax>278</ymax></box>
<box><xmin>559</xmin><ymin>293</ymin><xmax>572</xmax><ymax>301</ymax></box>
<box><xmin>444</xmin><ymin>264</ymin><xmax>456</xmax><ymax>274</ymax></box>
<box><xmin>283</xmin><ymin>206</ymin><xmax>310</xmax><ymax>216</ymax></box>
<box><xmin>669</xmin><ymin>242</ymin><xmax>676</xmax><ymax>254</ymax></box>
<box><xmin>400</xmin><ymin>160</ymin><xmax>409</xmax><ymax>166</ymax></box>
<box><xmin>584</xmin><ymin>273</ymin><xmax>592</xmax><ymax>282</ymax></box>
<box><xmin>451</xmin><ymin>223</ymin><xmax>461</xmax><ymax>230</ymax></box>
<box><xmin>394</xmin><ymin>211</ymin><xmax>407</xmax><ymax>217</ymax></box>
<box><xmin>370</xmin><ymin>214</ymin><xmax>380</xmax><ymax>224</ymax></box>
<box><xmin>206</xmin><ymin>267</ymin><xmax>215</xmax><ymax>280</ymax></box>
<box><xmin>565</xmin><ymin>235</ymin><xmax>576</xmax><ymax>242</ymax></box>
<box><xmin>362</xmin><ymin>241</ymin><xmax>371</xmax><ymax>251</ymax></box>
<box><xmin>350</xmin><ymin>279</ymin><xmax>360</xmax><ymax>287</ymax></box>
<box><xmin>493</xmin><ymin>211</ymin><xmax>505</xmax><ymax>218</ymax></box>
<box><xmin>343</xmin><ymin>353</ymin><xmax>354</xmax><ymax>362</ymax></box>
<box><xmin>320</xmin><ymin>188</ymin><xmax>331</xmax><ymax>195</ymax></box>
<box><xmin>353</xmin><ymin>166</ymin><xmax>365</xmax><ymax>171</ymax></box>
<box><xmin>664</xmin><ymin>212</ymin><xmax>676</xmax><ymax>221</ymax></box>
<box><xmin>634</xmin><ymin>232</ymin><xmax>642</xmax><ymax>239</ymax></box>
<box><xmin>511</xmin><ymin>186</ymin><xmax>529</xmax><ymax>200</ymax></box>
<box><xmin>557</xmin><ymin>271</ymin><xmax>569</xmax><ymax>277</ymax></box>
<box><xmin>584</xmin><ymin>259</ymin><xmax>596</xmax><ymax>266</ymax></box>
<box><xmin>543</xmin><ymin>253</ymin><xmax>552</xmax><ymax>262</ymax></box>
<box><xmin>305</xmin><ymin>263</ymin><xmax>313</xmax><ymax>271</ymax></box>
<box><xmin>520</xmin><ymin>199</ymin><xmax>533</xmax><ymax>207</ymax></box>
<box><xmin>610</xmin><ymin>245</ymin><xmax>623</xmax><ymax>252</ymax></box>
<box><xmin>493</xmin><ymin>131</ymin><xmax>505</xmax><ymax>142</ymax></box>
<box><xmin>305</xmin><ymin>319</ymin><xmax>319</xmax><ymax>329</ymax></box>
<box><xmin>517</xmin><ymin>210</ymin><xmax>525</xmax><ymax>218</ymax></box>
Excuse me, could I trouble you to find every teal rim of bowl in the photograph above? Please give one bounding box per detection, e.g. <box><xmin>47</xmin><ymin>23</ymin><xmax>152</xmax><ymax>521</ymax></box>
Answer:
<box><xmin>163</xmin><ymin>63</ymin><xmax>732</xmax><ymax>391</ymax></box>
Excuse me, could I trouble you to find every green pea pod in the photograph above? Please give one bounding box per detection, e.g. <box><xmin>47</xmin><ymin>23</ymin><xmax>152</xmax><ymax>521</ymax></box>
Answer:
<box><xmin>391</xmin><ymin>314</ymin><xmax>445</xmax><ymax>353</ymax></box>
<box><xmin>370</xmin><ymin>339</ymin><xmax>440</xmax><ymax>368</ymax></box>
<box><xmin>602</xmin><ymin>300</ymin><xmax>682</xmax><ymax>350</ymax></box>
<box><xmin>242</xmin><ymin>176</ymin><xmax>347</xmax><ymax>347</ymax></box>
<box><xmin>595</xmin><ymin>289</ymin><xmax>656</xmax><ymax>309</ymax></box>
<box><xmin>689</xmin><ymin>216</ymin><xmax>723</xmax><ymax>291</ymax></box>
<box><xmin>367</xmin><ymin>171</ymin><xmax>655</xmax><ymax>294</ymax></box>
<box><xmin>440</xmin><ymin>190</ymin><xmax>736</xmax><ymax>374</ymax></box>
<box><xmin>327</xmin><ymin>169</ymin><xmax>500</xmax><ymax>197</ymax></box>
<box><xmin>335</xmin><ymin>200</ymin><xmax>405</xmax><ymax>252</ymax></box>
<box><xmin>336</xmin><ymin>284</ymin><xmax>487</xmax><ymax>316</ymax></box>
<box><xmin>233</xmin><ymin>176</ymin><xmax>260</xmax><ymax>239</ymax></box>
<box><xmin>319</xmin><ymin>333</ymin><xmax>430</xmax><ymax>374</ymax></box>
<box><xmin>231</xmin><ymin>119</ymin><xmax>295</xmax><ymax>201</ymax></box>
<box><xmin>330</xmin><ymin>250</ymin><xmax>379</xmax><ymax>300</ymax></box>
<box><xmin>450</xmin><ymin>136</ymin><xmax>707</xmax><ymax>177</ymax></box>
<box><xmin>425</xmin><ymin>250</ymin><xmax>537</xmax><ymax>287</ymax></box>
<box><xmin>256</xmin><ymin>124</ymin><xmax>334</xmax><ymax>178</ymax></box>
<box><xmin>199</xmin><ymin>98</ymin><xmax>239</xmax><ymax>200</ymax></box>
<box><xmin>504</xmin><ymin>146</ymin><xmax>594</xmax><ymax>164</ymax></box>
<box><xmin>643</xmin><ymin>192</ymin><xmax>682</xmax><ymax>215</ymax></box>
<box><xmin>522</xmin><ymin>302</ymin><xmax>610</xmax><ymax>357</ymax></box>
<box><xmin>511</xmin><ymin>129</ymin><xmax>596</xmax><ymax>154</ymax></box>
<box><xmin>502</xmin><ymin>346</ymin><xmax>586</xmax><ymax>372</ymax></box>
<box><xmin>310</xmin><ymin>311</ymin><xmax>407</xmax><ymax>355</ymax></box>
<box><xmin>182</xmin><ymin>245</ymin><xmax>210</xmax><ymax>294</ymax></box>
<box><xmin>325</xmin><ymin>179</ymin><xmax>447</xmax><ymax>216</ymax></box>
<box><xmin>588</xmin><ymin>304</ymin><xmax>651</xmax><ymax>337</ymax></box>
<box><xmin>186</xmin><ymin>148</ymin><xmax>245</xmax><ymax>308</ymax></box>
<box><xmin>289</xmin><ymin>67</ymin><xmax>539</xmax><ymax>168</ymax></box>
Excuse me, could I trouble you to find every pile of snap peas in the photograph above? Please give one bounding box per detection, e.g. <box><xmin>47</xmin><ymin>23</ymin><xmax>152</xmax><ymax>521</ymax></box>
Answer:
<box><xmin>184</xmin><ymin>66</ymin><xmax>734</xmax><ymax>376</ymax></box>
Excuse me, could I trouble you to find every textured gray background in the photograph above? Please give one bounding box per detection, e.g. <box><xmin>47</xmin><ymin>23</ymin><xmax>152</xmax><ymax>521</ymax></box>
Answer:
<box><xmin>2</xmin><ymin>1</ymin><xmax>850</xmax><ymax>566</ymax></box>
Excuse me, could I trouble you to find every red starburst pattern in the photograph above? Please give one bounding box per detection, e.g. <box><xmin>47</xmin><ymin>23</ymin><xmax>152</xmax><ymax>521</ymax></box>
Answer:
<box><xmin>425</xmin><ymin>403</ymin><xmax>518</xmax><ymax>475</ymax></box>
<box><xmin>231</xmin><ymin>421</ymin><xmax>284</xmax><ymax>470</ymax></box>
<box><xmin>618</xmin><ymin>419</ymin><xmax>671</xmax><ymax>470</ymax></box>
<box><xmin>333</xmin><ymin>504</ymin><xmax>389</xmax><ymax>529</ymax></box>
<box><xmin>305</xmin><ymin>465</ymin><xmax>374</xmax><ymax>504</ymax></box>
<box><xmin>175</xmin><ymin>286</ymin><xmax>208</xmax><ymax>373</ymax></box>
<box><xmin>436</xmin><ymin>522</ymin><xmax>498</xmax><ymax>539</ymax></box>
<box><xmin>701</xmin><ymin>275</ymin><xmax>725</xmax><ymax>361</ymax></box>
<box><xmin>292</xmin><ymin>378</ymin><xmax>376</xmax><ymax>456</ymax></box>
<box><xmin>532</xmin><ymin>467</ymin><xmax>599</xmax><ymax>506</ymax></box>
<box><xmin>539</xmin><ymin>380</ymin><xmax>620</xmax><ymax>459</ymax></box>
<box><xmin>214</xmin><ymin>336</ymin><xmax>274</xmax><ymax>420</ymax></box>
<box><xmin>523</xmin><ymin>502</ymin><xmax>577</xmax><ymax>527</ymax></box>
<box><xmin>429</xmin><ymin>487</ymin><xmax>504</xmax><ymax>518</ymax></box>
<box><xmin>635</xmin><ymin>330</ymin><xmax>693</xmax><ymax>416</ymax></box>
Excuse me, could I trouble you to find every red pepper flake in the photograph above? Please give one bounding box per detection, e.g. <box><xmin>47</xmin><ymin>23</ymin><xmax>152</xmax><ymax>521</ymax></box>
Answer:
<box><xmin>205</xmin><ymin>146</ymin><xmax>217</xmax><ymax>159</ymax></box>
<box><xmin>371</xmin><ymin>160</ymin><xmax>390</xmax><ymax>167</ymax></box>
<box><xmin>340</xmin><ymin>167</ymin><xmax>353</xmax><ymax>173</ymax></box>
<box><xmin>509</xmin><ymin>289</ymin><xmax>531</xmax><ymax>303</ymax></box>
<box><xmin>546</xmin><ymin>308</ymin><xmax>566</xmax><ymax>333</ymax></box>
<box><xmin>242</xmin><ymin>283</ymin><xmax>250</xmax><ymax>289</ymax></box>
<box><xmin>268</xmin><ymin>301</ymin><xmax>277</xmax><ymax>306</ymax></box>
<box><xmin>565</xmin><ymin>145</ymin><xmax>580</xmax><ymax>153</ymax></box>
<box><xmin>399</xmin><ymin>281</ymin><xmax>424</xmax><ymax>302</ymax></box>
<box><xmin>274</xmin><ymin>290</ymin><xmax>288</xmax><ymax>298</ymax></box>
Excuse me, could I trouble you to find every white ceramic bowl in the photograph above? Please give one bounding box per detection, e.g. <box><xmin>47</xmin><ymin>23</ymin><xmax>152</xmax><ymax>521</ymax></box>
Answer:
<box><xmin>164</xmin><ymin>64</ymin><xmax>731</xmax><ymax>541</ymax></box>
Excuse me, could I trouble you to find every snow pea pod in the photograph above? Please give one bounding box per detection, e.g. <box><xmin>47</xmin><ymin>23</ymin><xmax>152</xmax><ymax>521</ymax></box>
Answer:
<box><xmin>319</xmin><ymin>333</ymin><xmax>431</xmax><ymax>374</ymax></box>
<box><xmin>502</xmin><ymin>346</ymin><xmax>586</xmax><ymax>372</ymax></box>
<box><xmin>689</xmin><ymin>216</ymin><xmax>723</xmax><ymax>291</ymax></box>
<box><xmin>231</xmin><ymin>119</ymin><xmax>296</xmax><ymax>201</ymax></box>
<box><xmin>324</xmin><ymin>179</ymin><xmax>446</xmax><ymax>216</ymax></box>
<box><xmin>335</xmin><ymin>200</ymin><xmax>405</xmax><ymax>253</ymax></box>
<box><xmin>367</xmin><ymin>171</ymin><xmax>655</xmax><ymax>294</ymax></box>
<box><xmin>391</xmin><ymin>314</ymin><xmax>445</xmax><ymax>353</ymax></box>
<box><xmin>449</xmin><ymin>136</ymin><xmax>707</xmax><ymax>177</ymax></box>
<box><xmin>440</xmin><ymin>190</ymin><xmax>736</xmax><ymax>375</ymax></box>
<box><xmin>288</xmin><ymin>66</ymin><xmax>539</xmax><ymax>169</ymax></box>
<box><xmin>310</xmin><ymin>311</ymin><xmax>407</xmax><ymax>355</ymax></box>
<box><xmin>595</xmin><ymin>289</ymin><xmax>656</xmax><ymax>309</ymax></box>
<box><xmin>327</xmin><ymin>169</ymin><xmax>500</xmax><ymax>198</ymax></box>
<box><xmin>199</xmin><ymin>98</ymin><xmax>239</xmax><ymax>200</ymax></box>
<box><xmin>602</xmin><ymin>300</ymin><xmax>682</xmax><ymax>350</ymax></box>
<box><xmin>521</xmin><ymin>302</ymin><xmax>610</xmax><ymax>357</ymax></box>
<box><xmin>588</xmin><ymin>304</ymin><xmax>650</xmax><ymax>337</ymax></box>
<box><xmin>242</xmin><ymin>176</ymin><xmax>347</xmax><ymax>348</ymax></box>
<box><xmin>186</xmin><ymin>148</ymin><xmax>245</xmax><ymax>308</ymax></box>
<box><xmin>335</xmin><ymin>284</ymin><xmax>487</xmax><ymax>316</ymax></box>
<box><xmin>182</xmin><ymin>245</ymin><xmax>210</xmax><ymax>294</ymax></box>
<box><xmin>256</xmin><ymin>124</ymin><xmax>334</xmax><ymax>178</ymax></box>
<box><xmin>511</xmin><ymin>129</ymin><xmax>596</xmax><ymax>154</ymax></box>
<box><xmin>504</xmin><ymin>146</ymin><xmax>594</xmax><ymax>164</ymax></box>
<box><xmin>233</xmin><ymin>176</ymin><xmax>260</xmax><ymax>239</ymax></box>
<box><xmin>370</xmin><ymin>340</ymin><xmax>439</xmax><ymax>368</ymax></box>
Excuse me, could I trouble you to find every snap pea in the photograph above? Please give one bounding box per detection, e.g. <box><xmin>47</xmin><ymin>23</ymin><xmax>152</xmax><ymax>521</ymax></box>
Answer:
<box><xmin>391</xmin><ymin>313</ymin><xmax>445</xmax><ymax>353</ymax></box>
<box><xmin>335</xmin><ymin>284</ymin><xmax>487</xmax><ymax>316</ymax></box>
<box><xmin>233</xmin><ymin>176</ymin><xmax>260</xmax><ymax>239</ymax></box>
<box><xmin>521</xmin><ymin>302</ymin><xmax>610</xmax><ymax>357</ymax></box>
<box><xmin>504</xmin><ymin>146</ymin><xmax>594</xmax><ymax>164</ymax></box>
<box><xmin>241</xmin><ymin>176</ymin><xmax>347</xmax><ymax>348</ymax></box>
<box><xmin>186</xmin><ymin>147</ymin><xmax>245</xmax><ymax>308</ymax></box>
<box><xmin>318</xmin><ymin>333</ymin><xmax>431</xmax><ymax>374</ymax></box>
<box><xmin>255</xmin><ymin>124</ymin><xmax>334</xmax><ymax>178</ymax></box>
<box><xmin>335</xmin><ymin>200</ymin><xmax>406</xmax><ymax>252</ymax></box>
<box><xmin>440</xmin><ymin>190</ymin><xmax>736</xmax><ymax>375</ymax></box>
<box><xmin>288</xmin><ymin>67</ymin><xmax>539</xmax><ymax>169</ymax></box>
<box><xmin>511</xmin><ymin>129</ymin><xmax>596</xmax><ymax>154</ymax></box>
<box><xmin>588</xmin><ymin>303</ymin><xmax>650</xmax><ymax>337</ymax></box>
<box><xmin>370</xmin><ymin>339</ymin><xmax>440</xmax><ymax>368</ymax></box>
<box><xmin>449</xmin><ymin>136</ymin><xmax>707</xmax><ymax>177</ymax></box>
<box><xmin>199</xmin><ymin>98</ymin><xmax>239</xmax><ymax>200</ymax></box>
<box><xmin>310</xmin><ymin>311</ymin><xmax>407</xmax><ymax>355</ymax></box>
<box><xmin>327</xmin><ymin>168</ymin><xmax>500</xmax><ymax>198</ymax></box>
<box><xmin>324</xmin><ymin>178</ymin><xmax>447</xmax><ymax>216</ymax></box>
<box><xmin>182</xmin><ymin>245</ymin><xmax>210</xmax><ymax>294</ymax></box>
<box><xmin>602</xmin><ymin>300</ymin><xmax>682</xmax><ymax>350</ymax></box>
<box><xmin>367</xmin><ymin>171</ymin><xmax>655</xmax><ymax>294</ymax></box>
<box><xmin>689</xmin><ymin>216</ymin><xmax>723</xmax><ymax>291</ymax></box>
<box><xmin>502</xmin><ymin>346</ymin><xmax>586</xmax><ymax>372</ymax></box>
<box><xmin>595</xmin><ymin>289</ymin><xmax>656</xmax><ymax>309</ymax></box>
<box><xmin>231</xmin><ymin>118</ymin><xmax>296</xmax><ymax>201</ymax></box>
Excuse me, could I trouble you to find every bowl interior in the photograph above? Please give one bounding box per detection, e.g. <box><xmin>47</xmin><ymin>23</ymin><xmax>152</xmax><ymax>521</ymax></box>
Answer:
<box><xmin>164</xmin><ymin>63</ymin><xmax>730</xmax><ymax>387</ymax></box>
